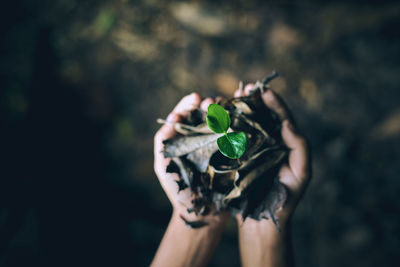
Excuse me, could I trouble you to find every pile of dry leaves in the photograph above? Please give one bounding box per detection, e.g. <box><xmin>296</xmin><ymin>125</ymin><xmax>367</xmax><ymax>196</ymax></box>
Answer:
<box><xmin>159</xmin><ymin>74</ymin><xmax>288</xmax><ymax>230</ymax></box>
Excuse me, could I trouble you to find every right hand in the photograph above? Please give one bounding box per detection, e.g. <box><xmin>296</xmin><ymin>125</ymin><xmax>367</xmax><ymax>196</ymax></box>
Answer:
<box><xmin>154</xmin><ymin>93</ymin><xmax>229</xmax><ymax>225</ymax></box>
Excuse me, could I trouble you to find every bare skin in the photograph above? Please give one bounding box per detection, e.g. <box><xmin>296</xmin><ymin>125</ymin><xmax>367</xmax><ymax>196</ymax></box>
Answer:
<box><xmin>235</xmin><ymin>84</ymin><xmax>311</xmax><ymax>267</ymax></box>
<box><xmin>152</xmin><ymin>87</ymin><xmax>311</xmax><ymax>267</ymax></box>
<box><xmin>152</xmin><ymin>93</ymin><xmax>229</xmax><ymax>267</ymax></box>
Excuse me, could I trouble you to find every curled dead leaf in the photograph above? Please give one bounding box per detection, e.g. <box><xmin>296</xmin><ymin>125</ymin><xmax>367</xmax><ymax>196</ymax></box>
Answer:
<box><xmin>161</xmin><ymin>73</ymin><xmax>288</xmax><ymax>230</ymax></box>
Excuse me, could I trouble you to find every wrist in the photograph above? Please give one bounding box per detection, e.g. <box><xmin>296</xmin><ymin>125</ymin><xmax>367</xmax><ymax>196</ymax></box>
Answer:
<box><xmin>172</xmin><ymin>209</ymin><xmax>229</xmax><ymax>230</ymax></box>
<box><xmin>237</xmin><ymin>216</ymin><xmax>292</xmax><ymax>245</ymax></box>
<box><xmin>152</xmin><ymin>210</ymin><xmax>228</xmax><ymax>267</ymax></box>
<box><xmin>237</xmin><ymin>217</ymin><xmax>294</xmax><ymax>267</ymax></box>
<box><xmin>235</xmin><ymin>205</ymin><xmax>293</xmax><ymax>230</ymax></box>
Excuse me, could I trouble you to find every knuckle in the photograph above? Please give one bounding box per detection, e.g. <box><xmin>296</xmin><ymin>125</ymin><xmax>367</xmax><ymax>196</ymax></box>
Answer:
<box><xmin>186</xmin><ymin>92</ymin><xmax>201</xmax><ymax>102</ymax></box>
<box><xmin>191</xmin><ymin>93</ymin><xmax>202</xmax><ymax>104</ymax></box>
<box><xmin>297</xmin><ymin>135</ymin><xmax>310</xmax><ymax>149</ymax></box>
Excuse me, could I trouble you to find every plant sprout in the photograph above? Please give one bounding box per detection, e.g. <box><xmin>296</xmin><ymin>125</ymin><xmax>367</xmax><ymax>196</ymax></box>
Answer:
<box><xmin>206</xmin><ymin>103</ymin><xmax>248</xmax><ymax>159</ymax></box>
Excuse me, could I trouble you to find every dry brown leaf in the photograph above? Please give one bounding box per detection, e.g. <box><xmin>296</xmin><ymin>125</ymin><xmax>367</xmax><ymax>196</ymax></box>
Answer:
<box><xmin>162</xmin><ymin>73</ymin><xmax>288</xmax><ymax>230</ymax></box>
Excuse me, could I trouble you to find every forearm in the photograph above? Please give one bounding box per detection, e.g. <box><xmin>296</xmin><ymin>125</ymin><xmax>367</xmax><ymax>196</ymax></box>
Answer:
<box><xmin>151</xmin><ymin>211</ymin><xmax>227</xmax><ymax>267</ymax></box>
<box><xmin>238</xmin><ymin>218</ymin><xmax>294</xmax><ymax>267</ymax></box>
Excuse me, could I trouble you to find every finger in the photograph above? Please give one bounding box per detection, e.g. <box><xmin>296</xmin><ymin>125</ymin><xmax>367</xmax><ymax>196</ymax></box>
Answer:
<box><xmin>154</xmin><ymin>113</ymin><xmax>182</xmax><ymax>172</ymax></box>
<box><xmin>234</xmin><ymin>83</ymin><xmax>255</xmax><ymax>97</ymax></box>
<box><xmin>243</xmin><ymin>83</ymin><xmax>255</xmax><ymax>95</ymax></box>
<box><xmin>278</xmin><ymin>164</ymin><xmax>298</xmax><ymax>191</ymax></box>
<box><xmin>281</xmin><ymin>120</ymin><xmax>311</xmax><ymax>182</ymax></box>
<box><xmin>154</xmin><ymin>93</ymin><xmax>202</xmax><ymax>156</ymax></box>
<box><xmin>277</xmin><ymin>164</ymin><xmax>305</xmax><ymax>215</ymax></box>
<box><xmin>261</xmin><ymin>89</ymin><xmax>292</xmax><ymax>122</ymax></box>
<box><xmin>234</xmin><ymin>89</ymin><xmax>246</xmax><ymax>97</ymax></box>
<box><xmin>215</xmin><ymin>96</ymin><xmax>223</xmax><ymax>103</ymax></box>
<box><xmin>172</xmin><ymin>92</ymin><xmax>202</xmax><ymax>115</ymax></box>
<box><xmin>200</xmin><ymin>97</ymin><xmax>215</xmax><ymax>112</ymax></box>
<box><xmin>154</xmin><ymin>93</ymin><xmax>202</xmax><ymax>171</ymax></box>
<box><xmin>278</xmin><ymin>124</ymin><xmax>311</xmax><ymax>212</ymax></box>
<box><xmin>261</xmin><ymin>90</ymin><xmax>309</xmax><ymax>180</ymax></box>
<box><xmin>153</xmin><ymin>113</ymin><xmax>183</xmax><ymax>203</ymax></box>
<box><xmin>156</xmin><ymin>113</ymin><xmax>181</xmax><ymax>141</ymax></box>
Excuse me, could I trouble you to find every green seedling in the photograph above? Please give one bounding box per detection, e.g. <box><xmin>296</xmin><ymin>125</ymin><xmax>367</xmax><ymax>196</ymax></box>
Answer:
<box><xmin>206</xmin><ymin>104</ymin><xmax>248</xmax><ymax>159</ymax></box>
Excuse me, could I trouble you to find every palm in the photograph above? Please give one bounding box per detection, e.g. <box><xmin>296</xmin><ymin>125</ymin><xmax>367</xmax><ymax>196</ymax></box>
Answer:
<box><xmin>154</xmin><ymin>93</ymin><xmax>229</xmax><ymax>224</ymax></box>
<box><xmin>234</xmin><ymin>85</ymin><xmax>311</xmax><ymax>222</ymax></box>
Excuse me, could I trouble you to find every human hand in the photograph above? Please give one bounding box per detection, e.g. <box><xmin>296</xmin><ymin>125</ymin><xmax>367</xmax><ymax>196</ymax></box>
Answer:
<box><xmin>235</xmin><ymin>84</ymin><xmax>312</xmax><ymax>226</ymax></box>
<box><xmin>154</xmin><ymin>93</ymin><xmax>229</xmax><ymax>226</ymax></box>
<box><xmin>152</xmin><ymin>93</ymin><xmax>230</xmax><ymax>267</ymax></box>
<box><xmin>234</xmin><ymin>84</ymin><xmax>311</xmax><ymax>267</ymax></box>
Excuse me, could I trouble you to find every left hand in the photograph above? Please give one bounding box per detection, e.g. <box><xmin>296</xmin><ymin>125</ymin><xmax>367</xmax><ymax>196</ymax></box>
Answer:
<box><xmin>234</xmin><ymin>84</ymin><xmax>312</xmax><ymax>226</ymax></box>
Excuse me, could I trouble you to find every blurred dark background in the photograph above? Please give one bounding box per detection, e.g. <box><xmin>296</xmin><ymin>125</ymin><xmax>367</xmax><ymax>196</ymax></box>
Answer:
<box><xmin>1</xmin><ymin>0</ymin><xmax>399</xmax><ymax>266</ymax></box>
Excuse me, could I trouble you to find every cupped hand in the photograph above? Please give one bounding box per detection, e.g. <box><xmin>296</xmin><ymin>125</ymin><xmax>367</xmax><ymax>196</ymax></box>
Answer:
<box><xmin>235</xmin><ymin>84</ymin><xmax>312</xmax><ymax>225</ymax></box>
<box><xmin>154</xmin><ymin>93</ymin><xmax>229</xmax><ymax>225</ymax></box>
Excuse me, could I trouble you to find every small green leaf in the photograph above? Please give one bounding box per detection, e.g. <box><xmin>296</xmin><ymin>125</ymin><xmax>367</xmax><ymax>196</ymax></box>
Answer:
<box><xmin>217</xmin><ymin>132</ymin><xmax>248</xmax><ymax>159</ymax></box>
<box><xmin>206</xmin><ymin>104</ymin><xmax>230</xmax><ymax>134</ymax></box>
